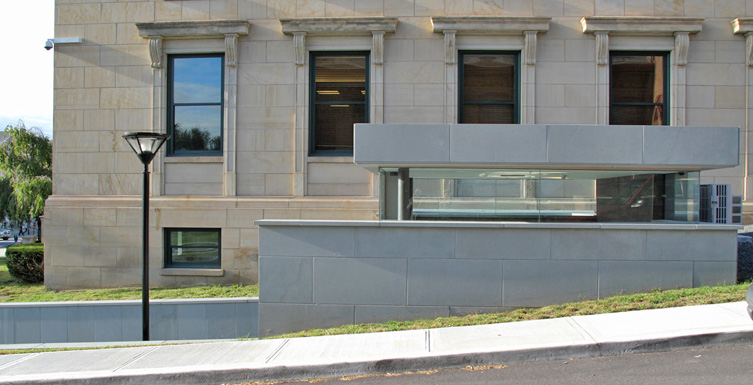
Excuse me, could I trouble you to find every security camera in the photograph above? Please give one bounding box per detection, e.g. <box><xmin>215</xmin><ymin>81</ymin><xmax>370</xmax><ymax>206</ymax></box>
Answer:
<box><xmin>44</xmin><ymin>39</ymin><xmax>53</xmax><ymax>51</ymax></box>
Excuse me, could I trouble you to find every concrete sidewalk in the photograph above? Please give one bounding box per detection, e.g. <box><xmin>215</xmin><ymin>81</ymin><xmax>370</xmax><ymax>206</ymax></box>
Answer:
<box><xmin>1</xmin><ymin>302</ymin><xmax>752</xmax><ymax>385</ymax></box>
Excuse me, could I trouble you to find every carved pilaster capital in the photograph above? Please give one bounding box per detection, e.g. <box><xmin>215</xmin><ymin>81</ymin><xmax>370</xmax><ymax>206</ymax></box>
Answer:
<box><xmin>595</xmin><ymin>32</ymin><xmax>609</xmax><ymax>66</ymax></box>
<box><xmin>293</xmin><ymin>32</ymin><xmax>306</xmax><ymax>66</ymax></box>
<box><xmin>444</xmin><ymin>30</ymin><xmax>456</xmax><ymax>65</ymax></box>
<box><xmin>524</xmin><ymin>31</ymin><xmax>537</xmax><ymax>65</ymax></box>
<box><xmin>148</xmin><ymin>36</ymin><xmax>163</xmax><ymax>69</ymax></box>
<box><xmin>225</xmin><ymin>34</ymin><xmax>238</xmax><ymax>67</ymax></box>
<box><xmin>372</xmin><ymin>31</ymin><xmax>385</xmax><ymax>65</ymax></box>
<box><xmin>674</xmin><ymin>32</ymin><xmax>690</xmax><ymax>66</ymax></box>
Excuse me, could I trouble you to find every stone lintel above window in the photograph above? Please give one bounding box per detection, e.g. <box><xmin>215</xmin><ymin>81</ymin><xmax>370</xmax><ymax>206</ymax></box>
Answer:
<box><xmin>732</xmin><ymin>18</ymin><xmax>753</xmax><ymax>67</ymax></box>
<box><xmin>581</xmin><ymin>16</ymin><xmax>703</xmax><ymax>36</ymax></box>
<box><xmin>280</xmin><ymin>17</ymin><xmax>396</xmax><ymax>66</ymax></box>
<box><xmin>279</xmin><ymin>17</ymin><xmax>398</xmax><ymax>36</ymax></box>
<box><xmin>136</xmin><ymin>20</ymin><xmax>250</xmax><ymax>68</ymax></box>
<box><xmin>136</xmin><ymin>20</ymin><xmax>250</xmax><ymax>39</ymax></box>
<box><xmin>431</xmin><ymin>16</ymin><xmax>551</xmax><ymax>35</ymax></box>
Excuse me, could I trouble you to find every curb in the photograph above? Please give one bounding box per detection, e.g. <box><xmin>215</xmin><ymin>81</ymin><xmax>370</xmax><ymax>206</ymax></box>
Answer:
<box><xmin>5</xmin><ymin>330</ymin><xmax>753</xmax><ymax>385</ymax></box>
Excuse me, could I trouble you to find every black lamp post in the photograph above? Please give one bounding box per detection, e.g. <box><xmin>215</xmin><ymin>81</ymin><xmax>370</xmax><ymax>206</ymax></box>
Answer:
<box><xmin>122</xmin><ymin>132</ymin><xmax>169</xmax><ymax>341</ymax></box>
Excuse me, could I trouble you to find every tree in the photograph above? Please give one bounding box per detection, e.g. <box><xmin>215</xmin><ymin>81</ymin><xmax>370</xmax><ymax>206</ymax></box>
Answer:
<box><xmin>0</xmin><ymin>122</ymin><xmax>52</xmax><ymax>239</ymax></box>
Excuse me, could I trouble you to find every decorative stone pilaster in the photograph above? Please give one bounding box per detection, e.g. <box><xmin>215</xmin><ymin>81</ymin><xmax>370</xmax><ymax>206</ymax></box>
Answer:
<box><xmin>372</xmin><ymin>31</ymin><xmax>384</xmax><ymax>65</ymax></box>
<box><xmin>732</xmin><ymin>18</ymin><xmax>753</xmax><ymax>199</ymax></box>
<box><xmin>595</xmin><ymin>32</ymin><xmax>609</xmax><ymax>66</ymax></box>
<box><xmin>293</xmin><ymin>32</ymin><xmax>306</xmax><ymax>66</ymax></box>
<box><xmin>521</xmin><ymin>31</ymin><xmax>538</xmax><ymax>124</ymax></box>
<box><xmin>444</xmin><ymin>30</ymin><xmax>456</xmax><ymax>65</ymax></box>
<box><xmin>225</xmin><ymin>34</ymin><xmax>238</xmax><ymax>67</ymax></box>
<box><xmin>595</xmin><ymin>32</ymin><xmax>609</xmax><ymax>124</ymax></box>
<box><xmin>524</xmin><ymin>31</ymin><xmax>537</xmax><ymax>65</ymax></box>
<box><xmin>372</xmin><ymin>31</ymin><xmax>385</xmax><ymax>123</ymax></box>
<box><xmin>674</xmin><ymin>32</ymin><xmax>689</xmax><ymax>66</ymax></box>
<box><xmin>148</xmin><ymin>36</ymin><xmax>162</xmax><ymax>69</ymax></box>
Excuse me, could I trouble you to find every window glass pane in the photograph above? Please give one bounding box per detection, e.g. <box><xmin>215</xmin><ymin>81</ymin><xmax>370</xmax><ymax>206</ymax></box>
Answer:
<box><xmin>314</xmin><ymin>104</ymin><xmax>364</xmax><ymax>152</ymax></box>
<box><xmin>173</xmin><ymin>57</ymin><xmax>222</xmax><ymax>104</ymax></box>
<box><xmin>315</xmin><ymin>56</ymin><xmax>366</xmax><ymax>103</ymax></box>
<box><xmin>610</xmin><ymin>105</ymin><xmax>663</xmax><ymax>126</ymax></box>
<box><xmin>166</xmin><ymin>229</ymin><xmax>220</xmax><ymax>268</ymax></box>
<box><xmin>611</xmin><ymin>55</ymin><xmax>664</xmax><ymax>104</ymax></box>
<box><xmin>173</xmin><ymin>105</ymin><xmax>222</xmax><ymax>152</ymax></box>
<box><xmin>462</xmin><ymin>104</ymin><xmax>515</xmax><ymax>124</ymax></box>
<box><xmin>396</xmin><ymin>168</ymin><xmax>696</xmax><ymax>223</ymax></box>
<box><xmin>463</xmin><ymin>54</ymin><xmax>515</xmax><ymax>102</ymax></box>
<box><xmin>171</xmin><ymin>248</ymin><xmax>220</xmax><ymax>265</ymax></box>
<box><xmin>311</xmin><ymin>54</ymin><xmax>368</xmax><ymax>155</ymax></box>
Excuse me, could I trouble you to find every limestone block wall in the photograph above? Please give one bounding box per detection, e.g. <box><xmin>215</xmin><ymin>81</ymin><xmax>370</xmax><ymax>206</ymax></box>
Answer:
<box><xmin>43</xmin><ymin>196</ymin><xmax>377</xmax><ymax>289</ymax></box>
<box><xmin>257</xmin><ymin>220</ymin><xmax>738</xmax><ymax>336</ymax></box>
<box><xmin>49</xmin><ymin>0</ymin><xmax>753</xmax><ymax>289</ymax></box>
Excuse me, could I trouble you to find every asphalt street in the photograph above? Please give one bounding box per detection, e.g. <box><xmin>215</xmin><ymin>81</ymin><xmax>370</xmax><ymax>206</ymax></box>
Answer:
<box><xmin>232</xmin><ymin>345</ymin><xmax>753</xmax><ymax>385</ymax></box>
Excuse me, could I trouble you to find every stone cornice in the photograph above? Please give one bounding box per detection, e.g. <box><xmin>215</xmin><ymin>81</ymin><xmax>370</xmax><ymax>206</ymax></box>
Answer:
<box><xmin>280</xmin><ymin>17</ymin><xmax>398</xmax><ymax>36</ymax></box>
<box><xmin>431</xmin><ymin>16</ymin><xmax>551</xmax><ymax>34</ymax></box>
<box><xmin>581</xmin><ymin>16</ymin><xmax>703</xmax><ymax>36</ymax></box>
<box><xmin>136</xmin><ymin>20</ymin><xmax>250</xmax><ymax>39</ymax></box>
<box><xmin>732</xmin><ymin>18</ymin><xmax>753</xmax><ymax>34</ymax></box>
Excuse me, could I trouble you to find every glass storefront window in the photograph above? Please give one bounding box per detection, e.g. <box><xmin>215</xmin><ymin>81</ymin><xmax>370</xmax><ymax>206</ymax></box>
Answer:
<box><xmin>380</xmin><ymin>168</ymin><xmax>700</xmax><ymax>223</ymax></box>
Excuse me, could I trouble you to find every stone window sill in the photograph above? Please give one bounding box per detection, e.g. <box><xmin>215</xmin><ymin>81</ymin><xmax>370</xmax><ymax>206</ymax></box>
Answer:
<box><xmin>307</xmin><ymin>155</ymin><xmax>354</xmax><ymax>163</ymax></box>
<box><xmin>164</xmin><ymin>156</ymin><xmax>223</xmax><ymax>164</ymax></box>
<box><xmin>160</xmin><ymin>268</ymin><xmax>224</xmax><ymax>277</ymax></box>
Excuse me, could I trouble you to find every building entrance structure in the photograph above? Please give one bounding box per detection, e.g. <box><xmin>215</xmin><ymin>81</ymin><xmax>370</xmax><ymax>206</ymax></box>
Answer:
<box><xmin>256</xmin><ymin>124</ymin><xmax>740</xmax><ymax>336</ymax></box>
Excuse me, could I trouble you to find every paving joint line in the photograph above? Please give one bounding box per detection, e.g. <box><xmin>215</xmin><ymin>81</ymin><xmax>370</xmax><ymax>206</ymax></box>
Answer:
<box><xmin>0</xmin><ymin>353</ymin><xmax>39</xmax><ymax>372</ymax></box>
<box><xmin>265</xmin><ymin>339</ymin><xmax>289</xmax><ymax>363</ymax></box>
<box><xmin>112</xmin><ymin>345</ymin><xmax>162</xmax><ymax>372</ymax></box>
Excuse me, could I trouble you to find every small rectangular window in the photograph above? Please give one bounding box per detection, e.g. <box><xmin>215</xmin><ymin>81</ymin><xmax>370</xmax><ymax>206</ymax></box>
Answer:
<box><xmin>310</xmin><ymin>51</ymin><xmax>369</xmax><ymax>156</ymax></box>
<box><xmin>610</xmin><ymin>52</ymin><xmax>669</xmax><ymax>125</ymax></box>
<box><xmin>164</xmin><ymin>228</ymin><xmax>221</xmax><ymax>269</ymax></box>
<box><xmin>458</xmin><ymin>51</ymin><xmax>520</xmax><ymax>124</ymax></box>
<box><xmin>167</xmin><ymin>54</ymin><xmax>224</xmax><ymax>156</ymax></box>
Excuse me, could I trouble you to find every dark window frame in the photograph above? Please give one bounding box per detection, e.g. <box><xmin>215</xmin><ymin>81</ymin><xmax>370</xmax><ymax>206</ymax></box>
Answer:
<box><xmin>166</xmin><ymin>53</ymin><xmax>225</xmax><ymax>156</ymax></box>
<box><xmin>609</xmin><ymin>51</ymin><xmax>670</xmax><ymax>126</ymax></box>
<box><xmin>164</xmin><ymin>228</ymin><xmax>221</xmax><ymax>269</ymax></box>
<box><xmin>309</xmin><ymin>51</ymin><xmax>370</xmax><ymax>156</ymax></box>
<box><xmin>458</xmin><ymin>50</ymin><xmax>520</xmax><ymax>124</ymax></box>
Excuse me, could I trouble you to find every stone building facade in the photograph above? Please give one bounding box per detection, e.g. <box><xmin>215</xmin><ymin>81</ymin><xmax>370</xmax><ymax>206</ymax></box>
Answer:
<box><xmin>47</xmin><ymin>0</ymin><xmax>753</xmax><ymax>289</ymax></box>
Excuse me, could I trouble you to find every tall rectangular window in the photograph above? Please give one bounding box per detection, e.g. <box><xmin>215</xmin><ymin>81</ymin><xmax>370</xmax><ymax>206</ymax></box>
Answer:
<box><xmin>167</xmin><ymin>54</ymin><xmax>224</xmax><ymax>156</ymax></box>
<box><xmin>164</xmin><ymin>228</ymin><xmax>221</xmax><ymax>269</ymax></box>
<box><xmin>610</xmin><ymin>52</ymin><xmax>669</xmax><ymax>125</ymax></box>
<box><xmin>310</xmin><ymin>51</ymin><xmax>369</xmax><ymax>156</ymax></box>
<box><xmin>458</xmin><ymin>51</ymin><xmax>519</xmax><ymax>124</ymax></box>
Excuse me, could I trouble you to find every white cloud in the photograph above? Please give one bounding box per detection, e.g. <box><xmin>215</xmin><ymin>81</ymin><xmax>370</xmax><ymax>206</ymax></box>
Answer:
<box><xmin>0</xmin><ymin>1</ymin><xmax>54</xmax><ymax>138</ymax></box>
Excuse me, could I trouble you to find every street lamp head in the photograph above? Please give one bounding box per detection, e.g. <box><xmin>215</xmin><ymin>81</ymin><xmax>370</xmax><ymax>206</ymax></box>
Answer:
<box><xmin>122</xmin><ymin>132</ymin><xmax>170</xmax><ymax>165</ymax></box>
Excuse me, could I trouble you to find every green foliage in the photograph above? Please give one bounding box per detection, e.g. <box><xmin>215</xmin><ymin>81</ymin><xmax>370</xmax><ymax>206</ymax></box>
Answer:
<box><xmin>0</xmin><ymin>122</ymin><xmax>52</xmax><ymax>224</ymax></box>
<box><xmin>0</xmin><ymin>281</ymin><xmax>259</xmax><ymax>303</ymax></box>
<box><xmin>5</xmin><ymin>244</ymin><xmax>44</xmax><ymax>283</ymax></box>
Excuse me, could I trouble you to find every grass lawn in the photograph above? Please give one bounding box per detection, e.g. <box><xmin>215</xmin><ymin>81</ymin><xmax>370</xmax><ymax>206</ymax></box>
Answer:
<box><xmin>0</xmin><ymin>257</ymin><xmax>258</xmax><ymax>302</ymax></box>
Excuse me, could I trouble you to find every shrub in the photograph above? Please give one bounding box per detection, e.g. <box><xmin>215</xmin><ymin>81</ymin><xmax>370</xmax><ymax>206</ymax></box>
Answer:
<box><xmin>738</xmin><ymin>234</ymin><xmax>753</xmax><ymax>283</ymax></box>
<box><xmin>6</xmin><ymin>244</ymin><xmax>44</xmax><ymax>283</ymax></box>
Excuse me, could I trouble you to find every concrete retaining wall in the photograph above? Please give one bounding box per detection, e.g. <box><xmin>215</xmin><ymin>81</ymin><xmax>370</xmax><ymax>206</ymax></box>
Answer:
<box><xmin>0</xmin><ymin>298</ymin><xmax>258</xmax><ymax>344</ymax></box>
<box><xmin>257</xmin><ymin>220</ymin><xmax>739</xmax><ymax>337</ymax></box>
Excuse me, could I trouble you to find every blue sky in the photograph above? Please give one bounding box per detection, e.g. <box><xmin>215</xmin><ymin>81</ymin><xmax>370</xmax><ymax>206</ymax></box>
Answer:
<box><xmin>0</xmin><ymin>0</ymin><xmax>54</xmax><ymax>138</ymax></box>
